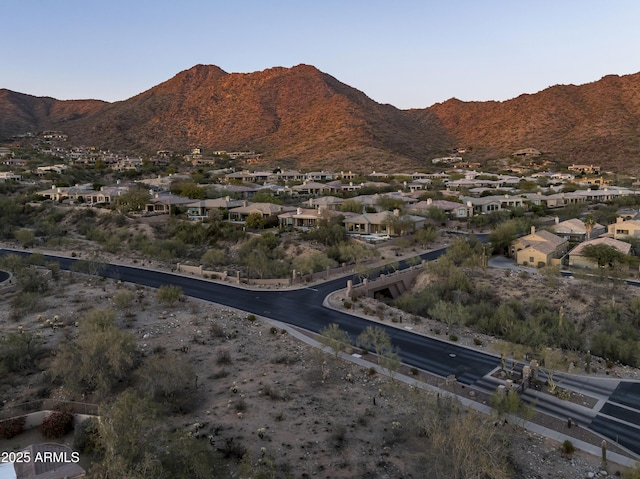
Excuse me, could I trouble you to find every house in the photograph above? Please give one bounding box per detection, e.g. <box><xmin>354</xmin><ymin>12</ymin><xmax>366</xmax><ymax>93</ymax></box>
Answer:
<box><xmin>305</xmin><ymin>171</ymin><xmax>334</xmax><ymax>181</ymax></box>
<box><xmin>0</xmin><ymin>172</ymin><xmax>21</xmax><ymax>182</ymax></box>
<box><xmin>227</xmin><ymin>202</ymin><xmax>296</xmax><ymax>223</ymax></box>
<box><xmin>1</xmin><ymin>158</ymin><xmax>27</xmax><ymax>167</ymax></box>
<box><xmin>306</xmin><ymin>196</ymin><xmax>345</xmax><ymax>211</ymax></box>
<box><xmin>568</xmin><ymin>164</ymin><xmax>601</xmax><ymax>174</ymax></box>
<box><xmin>549</xmin><ymin>217</ymin><xmax>605</xmax><ymax>242</ymax></box>
<box><xmin>290</xmin><ymin>181</ymin><xmax>335</xmax><ymax>196</ymax></box>
<box><xmin>278</xmin><ymin>207</ymin><xmax>344</xmax><ymax>230</ymax></box>
<box><xmin>145</xmin><ymin>193</ymin><xmax>194</xmax><ymax>214</ymax></box>
<box><xmin>407</xmin><ymin>198</ymin><xmax>472</xmax><ymax>219</ymax></box>
<box><xmin>343</xmin><ymin>210</ymin><xmax>425</xmax><ymax>236</ymax></box>
<box><xmin>568</xmin><ymin>237</ymin><xmax>632</xmax><ymax>269</ymax></box>
<box><xmin>186</xmin><ymin>197</ymin><xmax>244</xmax><ymax>219</ymax></box>
<box><xmin>608</xmin><ymin>217</ymin><xmax>640</xmax><ymax>239</ymax></box>
<box><xmin>512</xmin><ymin>226</ymin><xmax>568</xmax><ymax>267</ymax></box>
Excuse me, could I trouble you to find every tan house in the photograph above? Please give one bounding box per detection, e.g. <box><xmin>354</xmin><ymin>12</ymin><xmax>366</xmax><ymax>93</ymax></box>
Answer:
<box><xmin>608</xmin><ymin>217</ymin><xmax>640</xmax><ymax>240</ymax></box>
<box><xmin>186</xmin><ymin>197</ymin><xmax>244</xmax><ymax>219</ymax></box>
<box><xmin>278</xmin><ymin>207</ymin><xmax>345</xmax><ymax>231</ymax></box>
<box><xmin>227</xmin><ymin>202</ymin><xmax>296</xmax><ymax>223</ymax></box>
<box><xmin>568</xmin><ymin>237</ymin><xmax>632</xmax><ymax>269</ymax></box>
<box><xmin>343</xmin><ymin>210</ymin><xmax>425</xmax><ymax>236</ymax></box>
<box><xmin>512</xmin><ymin>227</ymin><xmax>568</xmax><ymax>267</ymax></box>
<box><xmin>549</xmin><ymin>218</ymin><xmax>605</xmax><ymax>242</ymax></box>
<box><xmin>145</xmin><ymin>193</ymin><xmax>194</xmax><ymax>214</ymax></box>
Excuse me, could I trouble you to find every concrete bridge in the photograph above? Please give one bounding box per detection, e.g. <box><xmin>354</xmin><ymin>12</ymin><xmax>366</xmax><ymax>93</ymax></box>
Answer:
<box><xmin>346</xmin><ymin>263</ymin><xmax>425</xmax><ymax>300</ymax></box>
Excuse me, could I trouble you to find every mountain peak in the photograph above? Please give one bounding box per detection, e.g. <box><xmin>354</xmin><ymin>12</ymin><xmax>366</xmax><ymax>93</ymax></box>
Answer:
<box><xmin>2</xmin><ymin>66</ymin><xmax>640</xmax><ymax>172</ymax></box>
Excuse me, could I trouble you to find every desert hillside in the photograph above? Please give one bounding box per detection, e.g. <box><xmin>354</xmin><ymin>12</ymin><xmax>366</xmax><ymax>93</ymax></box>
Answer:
<box><xmin>2</xmin><ymin>66</ymin><xmax>640</xmax><ymax>171</ymax></box>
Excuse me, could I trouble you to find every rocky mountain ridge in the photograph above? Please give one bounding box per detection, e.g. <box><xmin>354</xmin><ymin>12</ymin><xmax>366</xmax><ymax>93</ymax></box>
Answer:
<box><xmin>2</xmin><ymin>65</ymin><xmax>640</xmax><ymax>172</ymax></box>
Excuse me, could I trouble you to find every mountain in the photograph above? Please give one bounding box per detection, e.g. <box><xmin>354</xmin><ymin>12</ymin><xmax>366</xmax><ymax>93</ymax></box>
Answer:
<box><xmin>0</xmin><ymin>65</ymin><xmax>452</xmax><ymax>171</ymax></box>
<box><xmin>411</xmin><ymin>72</ymin><xmax>640</xmax><ymax>170</ymax></box>
<box><xmin>0</xmin><ymin>89</ymin><xmax>106</xmax><ymax>138</ymax></box>
<box><xmin>1</xmin><ymin>65</ymin><xmax>640</xmax><ymax>171</ymax></box>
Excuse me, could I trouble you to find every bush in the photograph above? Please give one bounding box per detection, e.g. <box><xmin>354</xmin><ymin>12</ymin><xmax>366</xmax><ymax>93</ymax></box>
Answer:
<box><xmin>40</xmin><ymin>408</ymin><xmax>74</xmax><ymax>439</ymax></box>
<box><xmin>0</xmin><ymin>416</ymin><xmax>26</xmax><ymax>439</ymax></box>
<box><xmin>560</xmin><ymin>440</ymin><xmax>575</xmax><ymax>455</ymax></box>
<box><xmin>449</xmin><ymin>334</ymin><xmax>459</xmax><ymax>342</ymax></box>
<box><xmin>73</xmin><ymin>417</ymin><xmax>101</xmax><ymax>454</ymax></box>
<box><xmin>216</xmin><ymin>349</ymin><xmax>232</xmax><ymax>365</ymax></box>
<box><xmin>156</xmin><ymin>285</ymin><xmax>183</xmax><ymax>306</ymax></box>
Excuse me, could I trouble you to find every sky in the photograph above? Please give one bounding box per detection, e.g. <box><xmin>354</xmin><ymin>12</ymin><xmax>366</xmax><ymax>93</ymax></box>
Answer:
<box><xmin>2</xmin><ymin>0</ymin><xmax>640</xmax><ymax>109</ymax></box>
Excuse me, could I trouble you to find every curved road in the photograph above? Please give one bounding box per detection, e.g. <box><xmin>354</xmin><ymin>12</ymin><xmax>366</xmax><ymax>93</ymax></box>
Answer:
<box><xmin>2</xmin><ymin>247</ymin><xmax>639</xmax><ymax>458</ymax></box>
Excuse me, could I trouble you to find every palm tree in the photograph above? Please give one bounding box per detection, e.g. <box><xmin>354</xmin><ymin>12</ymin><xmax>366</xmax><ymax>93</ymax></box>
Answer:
<box><xmin>583</xmin><ymin>215</ymin><xmax>596</xmax><ymax>241</ymax></box>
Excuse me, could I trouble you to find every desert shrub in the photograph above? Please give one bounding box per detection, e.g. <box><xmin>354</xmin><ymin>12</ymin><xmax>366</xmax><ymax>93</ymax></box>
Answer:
<box><xmin>73</xmin><ymin>418</ymin><xmax>100</xmax><ymax>454</ymax></box>
<box><xmin>113</xmin><ymin>290</ymin><xmax>136</xmax><ymax>310</ymax></box>
<box><xmin>216</xmin><ymin>349</ymin><xmax>232</xmax><ymax>365</ymax></box>
<box><xmin>11</xmin><ymin>291</ymin><xmax>45</xmax><ymax>313</ymax></box>
<box><xmin>156</xmin><ymin>285</ymin><xmax>183</xmax><ymax>306</ymax></box>
<box><xmin>209</xmin><ymin>323</ymin><xmax>224</xmax><ymax>338</ymax></box>
<box><xmin>0</xmin><ymin>416</ymin><xmax>26</xmax><ymax>439</ymax></box>
<box><xmin>449</xmin><ymin>334</ymin><xmax>459</xmax><ymax>342</ymax></box>
<box><xmin>262</xmin><ymin>384</ymin><xmax>291</xmax><ymax>401</ymax></box>
<box><xmin>40</xmin><ymin>408</ymin><xmax>74</xmax><ymax>439</ymax></box>
<box><xmin>560</xmin><ymin>440</ymin><xmax>575</xmax><ymax>455</ymax></box>
<box><xmin>247</xmin><ymin>314</ymin><xmax>256</xmax><ymax>322</ymax></box>
<box><xmin>0</xmin><ymin>331</ymin><xmax>44</xmax><ymax>374</ymax></box>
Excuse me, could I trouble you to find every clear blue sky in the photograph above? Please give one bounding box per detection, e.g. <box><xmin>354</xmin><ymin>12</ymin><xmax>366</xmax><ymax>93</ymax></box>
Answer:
<box><xmin>2</xmin><ymin>0</ymin><xmax>639</xmax><ymax>109</ymax></box>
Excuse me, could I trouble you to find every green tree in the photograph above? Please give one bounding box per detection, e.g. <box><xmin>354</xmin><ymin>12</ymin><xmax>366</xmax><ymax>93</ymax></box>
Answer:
<box><xmin>427</xmin><ymin>206</ymin><xmax>448</xmax><ymax>223</ymax></box>
<box><xmin>245</xmin><ymin>212</ymin><xmax>265</xmax><ymax>229</ymax></box>
<box><xmin>319</xmin><ymin>323</ymin><xmax>351</xmax><ymax>358</ymax></box>
<box><xmin>201</xmin><ymin>248</ymin><xmax>228</xmax><ymax>268</ymax></box>
<box><xmin>340</xmin><ymin>199</ymin><xmax>364</xmax><ymax>214</ymax></box>
<box><xmin>489</xmin><ymin>218</ymin><xmax>530</xmax><ymax>256</ymax></box>
<box><xmin>115</xmin><ymin>188</ymin><xmax>151</xmax><ymax>213</ymax></box>
<box><xmin>0</xmin><ymin>332</ymin><xmax>44</xmax><ymax>375</ymax></box>
<box><xmin>581</xmin><ymin>243</ymin><xmax>628</xmax><ymax>274</ymax></box>
<box><xmin>357</xmin><ymin>326</ymin><xmax>392</xmax><ymax>358</ymax></box>
<box><xmin>414</xmin><ymin>225</ymin><xmax>438</xmax><ymax>247</ymax></box>
<box><xmin>376</xmin><ymin>196</ymin><xmax>405</xmax><ymax>212</ymax></box>
<box><xmin>292</xmin><ymin>251</ymin><xmax>335</xmax><ymax>274</ymax></box>
<box><xmin>14</xmin><ymin>228</ymin><xmax>36</xmax><ymax>247</ymax></box>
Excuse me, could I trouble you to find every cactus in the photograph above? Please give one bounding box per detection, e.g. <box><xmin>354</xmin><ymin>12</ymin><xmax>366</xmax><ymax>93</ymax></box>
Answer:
<box><xmin>601</xmin><ymin>440</ymin><xmax>607</xmax><ymax>469</ymax></box>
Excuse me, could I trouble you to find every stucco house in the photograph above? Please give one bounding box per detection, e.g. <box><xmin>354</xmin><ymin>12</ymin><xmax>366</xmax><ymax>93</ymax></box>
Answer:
<box><xmin>278</xmin><ymin>207</ymin><xmax>345</xmax><ymax>231</ymax></box>
<box><xmin>407</xmin><ymin>198</ymin><xmax>472</xmax><ymax>219</ymax></box>
<box><xmin>608</xmin><ymin>217</ymin><xmax>640</xmax><ymax>240</ymax></box>
<box><xmin>227</xmin><ymin>202</ymin><xmax>296</xmax><ymax>223</ymax></box>
<box><xmin>512</xmin><ymin>226</ymin><xmax>568</xmax><ymax>267</ymax></box>
<box><xmin>568</xmin><ymin>237</ymin><xmax>632</xmax><ymax>269</ymax></box>
<box><xmin>549</xmin><ymin>218</ymin><xmax>605</xmax><ymax>242</ymax></box>
<box><xmin>343</xmin><ymin>210</ymin><xmax>425</xmax><ymax>236</ymax></box>
<box><xmin>145</xmin><ymin>193</ymin><xmax>194</xmax><ymax>214</ymax></box>
<box><xmin>186</xmin><ymin>197</ymin><xmax>244</xmax><ymax>219</ymax></box>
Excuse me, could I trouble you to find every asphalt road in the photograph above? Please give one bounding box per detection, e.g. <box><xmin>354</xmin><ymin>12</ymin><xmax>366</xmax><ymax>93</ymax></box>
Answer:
<box><xmin>590</xmin><ymin>382</ymin><xmax>640</xmax><ymax>455</ymax></box>
<box><xmin>0</xmin><ymin>247</ymin><xmax>499</xmax><ymax>384</ymax></box>
<box><xmin>2</xmin><ymin>246</ymin><xmax>639</xmax><ymax>457</ymax></box>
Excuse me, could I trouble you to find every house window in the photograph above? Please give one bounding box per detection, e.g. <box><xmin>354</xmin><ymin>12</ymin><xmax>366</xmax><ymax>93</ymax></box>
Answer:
<box><xmin>529</xmin><ymin>257</ymin><xmax>534</xmax><ymax>263</ymax></box>
<box><xmin>458</xmin><ymin>208</ymin><xmax>466</xmax><ymax>217</ymax></box>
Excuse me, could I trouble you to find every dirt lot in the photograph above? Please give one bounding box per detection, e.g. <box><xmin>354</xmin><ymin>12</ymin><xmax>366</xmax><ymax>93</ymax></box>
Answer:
<box><xmin>2</xmin><ymin>257</ymin><xmax>638</xmax><ymax>478</ymax></box>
